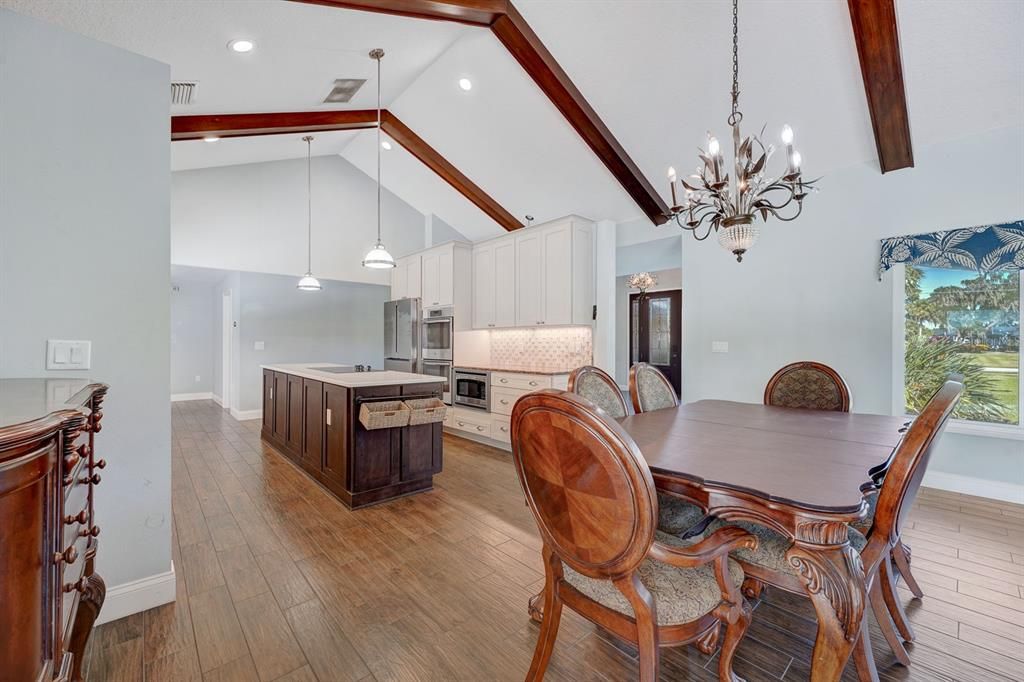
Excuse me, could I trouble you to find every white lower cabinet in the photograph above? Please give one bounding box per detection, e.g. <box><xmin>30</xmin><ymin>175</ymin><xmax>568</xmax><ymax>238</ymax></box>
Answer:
<box><xmin>491</xmin><ymin>415</ymin><xmax>512</xmax><ymax>444</ymax></box>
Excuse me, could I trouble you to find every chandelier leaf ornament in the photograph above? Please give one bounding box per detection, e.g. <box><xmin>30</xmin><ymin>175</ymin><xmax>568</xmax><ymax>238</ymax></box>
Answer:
<box><xmin>667</xmin><ymin>0</ymin><xmax>818</xmax><ymax>262</ymax></box>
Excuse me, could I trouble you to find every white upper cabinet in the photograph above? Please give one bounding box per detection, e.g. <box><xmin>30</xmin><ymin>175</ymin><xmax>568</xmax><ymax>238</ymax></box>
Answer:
<box><xmin>407</xmin><ymin>256</ymin><xmax>421</xmax><ymax>299</ymax></box>
<box><xmin>421</xmin><ymin>250</ymin><xmax>441</xmax><ymax>307</ymax></box>
<box><xmin>389</xmin><ymin>255</ymin><xmax>421</xmax><ymax>301</ymax></box>
<box><xmin>472</xmin><ymin>216</ymin><xmax>594</xmax><ymax>329</ymax></box>
<box><xmin>493</xmin><ymin>238</ymin><xmax>517</xmax><ymax>327</ymax></box>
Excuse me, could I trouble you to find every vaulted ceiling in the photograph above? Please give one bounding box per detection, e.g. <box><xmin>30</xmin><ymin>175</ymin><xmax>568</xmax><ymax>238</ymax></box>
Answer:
<box><xmin>3</xmin><ymin>0</ymin><xmax>1021</xmax><ymax>244</ymax></box>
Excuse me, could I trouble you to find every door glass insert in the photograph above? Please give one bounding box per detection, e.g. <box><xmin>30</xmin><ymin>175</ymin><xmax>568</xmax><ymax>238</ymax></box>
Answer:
<box><xmin>648</xmin><ymin>298</ymin><xmax>671</xmax><ymax>365</ymax></box>
<box><xmin>631</xmin><ymin>298</ymin><xmax>640</xmax><ymax>364</ymax></box>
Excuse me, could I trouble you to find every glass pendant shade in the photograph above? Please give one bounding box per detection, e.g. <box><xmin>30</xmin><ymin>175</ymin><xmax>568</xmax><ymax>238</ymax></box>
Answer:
<box><xmin>296</xmin><ymin>272</ymin><xmax>322</xmax><ymax>291</ymax></box>
<box><xmin>718</xmin><ymin>217</ymin><xmax>760</xmax><ymax>262</ymax></box>
<box><xmin>362</xmin><ymin>241</ymin><xmax>396</xmax><ymax>269</ymax></box>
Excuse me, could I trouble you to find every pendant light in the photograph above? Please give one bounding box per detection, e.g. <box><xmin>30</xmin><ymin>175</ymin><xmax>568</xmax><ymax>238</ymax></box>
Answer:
<box><xmin>362</xmin><ymin>48</ymin><xmax>396</xmax><ymax>270</ymax></box>
<box><xmin>296</xmin><ymin>135</ymin><xmax>322</xmax><ymax>291</ymax></box>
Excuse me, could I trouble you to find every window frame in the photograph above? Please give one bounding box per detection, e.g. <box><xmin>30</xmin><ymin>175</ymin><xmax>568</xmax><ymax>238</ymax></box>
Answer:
<box><xmin>891</xmin><ymin>263</ymin><xmax>1024</xmax><ymax>441</ymax></box>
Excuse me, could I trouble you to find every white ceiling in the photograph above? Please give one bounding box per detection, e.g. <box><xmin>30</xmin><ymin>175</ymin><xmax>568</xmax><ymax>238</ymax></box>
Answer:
<box><xmin>4</xmin><ymin>0</ymin><xmax>1022</xmax><ymax>243</ymax></box>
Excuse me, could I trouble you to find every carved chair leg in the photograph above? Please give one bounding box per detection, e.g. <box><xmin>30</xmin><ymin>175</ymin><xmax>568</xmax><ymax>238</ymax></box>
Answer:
<box><xmin>68</xmin><ymin>571</ymin><xmax>106</xmax><ymax>682</ymax></box>
<box><xmin>717</xmin><ymin>600</ymin><xmax>752</xmax><ymax>682</ymax></box>
<box><xmin>869</xmin><ymin>573</ymin><xmax>911</xmax><ymax>666</ymax></box>
<box><xmin>891</xmin><ymin>540</ymin><xmax>923</xmax><ymax>599</ymax></box>
<box><xmin>740</xmin><ymin>576</ymin><xmax>764</xmax><ymax>601</ymax></box>
<box><xmin>852</xmin><ymin>625</ymin><xmax>880</xmax><ymax>682</ymax></box>
<box><xmin>615</xmin><ymin>574</ymin><xmax>660</xmax><ymax>682</ymax></box>
<box><xmin>527</xmin><ymin>549</ymin><xmax>563</xmax><ymax>682</ymax></box>
<box><xmin>528</xmin><ymin>592</ymin><xmax>544</xmax><ymax>623</ymax></box>
<box><xmin>878</xmin><ymin>553</ymin><xmax>915</xmax><ymax>642</ymax></box>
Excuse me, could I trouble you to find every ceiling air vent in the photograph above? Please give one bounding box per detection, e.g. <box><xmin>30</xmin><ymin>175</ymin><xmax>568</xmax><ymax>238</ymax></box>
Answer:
<box><xmin>322</xmin><ymin>78</ymin><xmax>366</xmax><ymax>104</ymax></box>
<box><xmin>171</xmin><ymin>81</ymin><xmax>197</xmax><ymax>105</ymax></box>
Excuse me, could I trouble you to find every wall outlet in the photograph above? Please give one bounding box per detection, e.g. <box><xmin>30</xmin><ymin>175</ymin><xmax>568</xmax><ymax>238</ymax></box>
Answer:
<box><xmin>195</xmin><ymin>375</ymin><xmax>201</xmax><ymax>383</ymax></box>
<box><xmin>711</xmin><ymin>341</ymin><xmax>729</xmax><ymax>353</ymax></box>
<box><xmin>46</xmin><ymin>340</ymin><xmax>91</xmax><ymax>370</ymax></box>
<box><xmin>254</xmin><ymin>341</ymin><xmax>265</xmax><ymax>350</ymax></box>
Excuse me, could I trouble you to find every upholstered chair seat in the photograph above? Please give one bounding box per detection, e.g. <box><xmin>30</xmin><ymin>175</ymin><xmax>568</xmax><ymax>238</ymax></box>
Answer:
<box><xmin>702</xmin><ymin>519</ymin><xmax>868</xmax><ymax>576</ymax></box>
<box><xmin>562</xmin><ymin>531</ymin><xmax>745</xmax><ymax>625</ymax></box>
<box><xmin>763</xmin><ymin>361</ymin><xmax>851</xmax><ymax>412</ymax></box>
<box><xmin>658</xmin><ymin>494</ymin><xmax>706</xmax><ymax>536</ymax></box>
<box><xmin>851</xmin><ymin>489</ymin><xmax>880</xmax><ymax>534</ymax></box>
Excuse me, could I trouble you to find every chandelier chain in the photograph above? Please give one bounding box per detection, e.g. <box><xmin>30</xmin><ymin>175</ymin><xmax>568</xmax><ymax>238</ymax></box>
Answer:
<box><xmin>375</xmin><ymin>50</ymin><xmax>383</xmax><ymax>244</ymax></box>
<box><xmin>729</xmin><ymin>0</ymin><xmax>741</xmax><ymax>126</ymax></box>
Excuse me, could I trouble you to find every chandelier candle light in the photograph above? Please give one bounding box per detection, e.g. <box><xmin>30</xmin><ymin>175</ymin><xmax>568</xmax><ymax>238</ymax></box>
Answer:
<box><xmin>297</xmin><ymin>135</ymin><xmax>322</xmax><ymax>291</ymax></box>
<box><xmin>362</xmin><ymin>48</ymin><xmax>396</xmax><ymax>270</ymax></box>
<box><xmin>667</xmin><ymin>0</ymin><xmax>817</xmax><ymax>262</ymax></box>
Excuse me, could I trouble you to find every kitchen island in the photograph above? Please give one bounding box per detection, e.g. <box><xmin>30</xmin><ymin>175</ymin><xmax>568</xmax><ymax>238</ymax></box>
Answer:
<box><xmin>261</xmin><ymin>364</ymin><xmax>445</xmax><ymax>509</ymax></box>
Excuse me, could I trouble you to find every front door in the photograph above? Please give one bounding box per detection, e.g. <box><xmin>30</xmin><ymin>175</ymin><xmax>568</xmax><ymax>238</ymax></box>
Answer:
<box><xmin>629</xmin><ymin>290</ymin><xmax>682</xmax><ymax>397</ymax></box>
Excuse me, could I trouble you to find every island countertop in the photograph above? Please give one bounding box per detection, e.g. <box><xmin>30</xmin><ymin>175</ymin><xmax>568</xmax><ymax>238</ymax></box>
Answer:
<box><xmin>260</xmin><ymin>363</ymin><xmax>443</xmax><ymax>389</ymax></box>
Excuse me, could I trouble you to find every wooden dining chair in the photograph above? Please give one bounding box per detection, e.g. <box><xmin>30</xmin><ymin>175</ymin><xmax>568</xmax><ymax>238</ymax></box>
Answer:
<box><xmin>629</xmin><ymin>363</ymin><xmax>679</xmax><ymax>414</ymax></box>
<box><xmin>511</xmin><ymin>389</ymin><xmax>757</xmax><ymax>682</ymax></box>
<box><xmin>570</xmin><ymin>365</ymin><xmax>707</xmax><ymax>540</ymax></box>
<box><xmin>763</xmin><ymin>361</ymin><xmax>851</xmax><ymax>412</ymax></box>
<box><xmin>700</xmin><ymin>379</ymin><xmax>963</xmax><ymax>680</ymax></box>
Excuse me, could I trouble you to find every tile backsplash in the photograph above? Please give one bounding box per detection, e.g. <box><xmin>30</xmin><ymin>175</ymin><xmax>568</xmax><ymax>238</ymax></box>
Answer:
<box><xmin>489</xmin><ymin>327</ymin><xmax>592</xmax><ymax>372</ymax></box>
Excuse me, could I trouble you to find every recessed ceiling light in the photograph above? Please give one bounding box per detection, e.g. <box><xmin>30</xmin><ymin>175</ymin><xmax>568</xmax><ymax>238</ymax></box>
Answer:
<box><xmin>381</xmin><ymin>140</ymin><xmax>392</xmax><ymax>150</ymax></box>
<box><xmin>228</xmin><ymin>39</ymin><xmax>255</xmax><ymax>54</ymax></box>
<box><xmin>458</xmin><ymin>78</ymin><xmax>472</xmax><ymax>91</ymax></box>
<box><xmin>203</xmin><ymin>135</ymin><xmax>220</xmax><ymax>143</ymax></box>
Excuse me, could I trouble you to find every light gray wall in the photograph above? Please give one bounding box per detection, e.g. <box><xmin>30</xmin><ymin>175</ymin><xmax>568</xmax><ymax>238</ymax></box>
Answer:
<box><xmin>679</xmin><ymin>126</ymin><xmax>1024</xmax><ymax>487</ymax></box>
<box><xmin>615</xmin><ymin>268</ymin><xmax>683</xmax><ymax>386</ymax></box>
<box><xmin>170</xmin><ymin>283</ymin><xmax>215</xmax><ymax>395</ymax></box>
<box><xmin>237</xmin><ymin>272</ymin><xmax>390</xmax><ymax>411</ymax></box>
<box><xmin>171</xmin><ymin>156</ymin><xmax>426</xmax><ymax>286</ymax></box>
<box><xmin>0</xmin><ymin>9</ymin><xmax>172</xmax><ymax>587</ymax></box>
<box><xmin>617</xmin><ymin>236</ymin><xmax>682</xmax><ymax>276</ymax></box>
<box><xmin>427</xmin><ymin>213</ymin><xmax>469</xmax><ymax>246</ymax></box>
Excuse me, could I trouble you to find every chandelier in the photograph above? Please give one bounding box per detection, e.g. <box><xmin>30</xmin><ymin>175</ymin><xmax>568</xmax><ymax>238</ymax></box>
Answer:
<box><xmin>627</xmin><ymin>272</ymin><xmax>657</xmax><ymax>296</ymax></box>
<box><xmin>296</xmin><ymin>135</ymin><xmax>322</xmax><ymax>291</ymax></box>
<box><xmin>667</xmin><ymin>0</ymin><xmax>817</xmax><ymax>262</ymax></box>
<box><xmin>362</xmin><ymin>48</ymin><xmax>396</xmax><ymax>270</ymax></box>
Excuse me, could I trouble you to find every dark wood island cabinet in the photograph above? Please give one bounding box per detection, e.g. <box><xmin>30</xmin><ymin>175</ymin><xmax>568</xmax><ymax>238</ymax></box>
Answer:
<box><xmin>261</xmin><ymin>365</ymin><xmax>444</xmax><ymax>508</ymax></box>
<box><xmin>0</xmin><ymin>379</ymin><xmax>108</xmax><ymax>682</ymax></box>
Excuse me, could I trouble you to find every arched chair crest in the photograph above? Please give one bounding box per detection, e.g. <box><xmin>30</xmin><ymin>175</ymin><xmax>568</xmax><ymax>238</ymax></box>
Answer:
<box><xmin>629</xmin><ymin>363</ymin><xmax>679</xmax><ymax>414</ymax></box>
<box><xmin>568</xmin><ymin>365</ymin><xmax>629</xmax><ymax>419</ymax></box>
<box><xmin>763</xmin><ymin>361</ymin><xmax>851</xmax><ymax>412</ymax></box>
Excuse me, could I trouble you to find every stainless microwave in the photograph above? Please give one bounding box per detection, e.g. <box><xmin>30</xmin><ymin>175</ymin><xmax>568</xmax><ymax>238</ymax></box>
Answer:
<box><xmin>453</xmin><ymin>368</ymin><xmax>489</xmax><ymax>411</ymax></box>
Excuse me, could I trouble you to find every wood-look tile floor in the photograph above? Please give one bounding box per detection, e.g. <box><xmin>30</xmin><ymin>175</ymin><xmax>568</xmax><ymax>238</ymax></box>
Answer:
<box><xmin>83</xmin><ymin>400</ymin><xmax>1024</xmax><ymax>681</ymax></box>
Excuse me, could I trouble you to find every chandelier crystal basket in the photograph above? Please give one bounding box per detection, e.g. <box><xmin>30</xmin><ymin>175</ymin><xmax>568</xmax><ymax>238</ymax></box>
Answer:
<box><xmin>297</xmin><ymin>135</ymin><xmax>322</xmax><ymax>291</ymax></box>
<box><xmin>362</xmin><ymin>48</ymin><xmax>396</xmax><ymax>270</ymax></box>
<box><xmin>667</xmin><ymin>0</ymin><xmax>818</xmax><ymax>262</ymax></box>
<box><xmin>627</xmin><ymin>272</ymin><xmax>657</xmax><ymax>295</ymax></box>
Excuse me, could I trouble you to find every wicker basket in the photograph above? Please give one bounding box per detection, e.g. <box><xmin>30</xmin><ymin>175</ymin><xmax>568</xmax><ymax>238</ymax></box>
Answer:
<box><xmin>358</xmin><ymin>401</ymin><xmax>410</xmax><ymax>430</ymax></box>
<box><xmin>405</xmin><ymin>397</ymin><xmax>447</xmax><ymax>426</ymax></box>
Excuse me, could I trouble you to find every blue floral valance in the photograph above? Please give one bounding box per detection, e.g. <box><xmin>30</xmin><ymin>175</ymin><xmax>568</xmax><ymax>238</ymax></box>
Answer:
<box><xmin>880</xmin><ymin>220</ymin><xmax>1024</xmax><ymax>277</ymax></box>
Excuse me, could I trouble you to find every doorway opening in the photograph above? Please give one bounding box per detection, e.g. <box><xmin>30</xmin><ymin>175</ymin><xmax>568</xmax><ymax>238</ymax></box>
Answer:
<box><xmin>221</xmin><ymin>290</ymin><xmax>232</xmax><ymax>410</ymax></box>
<box><xmin>629</xmin><ymin>289</ymin><xmax>682</xmax><ymax>396</ymax></box>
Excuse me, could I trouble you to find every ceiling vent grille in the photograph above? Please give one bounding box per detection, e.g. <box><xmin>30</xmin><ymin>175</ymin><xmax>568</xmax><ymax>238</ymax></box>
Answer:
<box><xmin>322</xmin><ymin>78</ymin><xmax>366</xmax><ymax>104</ymax></box>
<box><xmin>171</xmin><ymin>81</ymin><xmax>197</xmax><ymax>105</ymax></box>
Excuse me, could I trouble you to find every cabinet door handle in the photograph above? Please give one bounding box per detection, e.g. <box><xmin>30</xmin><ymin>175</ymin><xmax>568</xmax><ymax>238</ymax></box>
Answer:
<box><xmin>500</xmin><ymin>399</ymin><xmax>509</xmax><ymax>405</ymax></box>
<box><xmin>457</xmin><ymin>421</ymin><xmax>466</xmax><ymax>427</ymax></box>
<box><xmin>528</xmin><ymin>381</ymin><xmax>538</xmax><ymax>387</ymax></box>
<box><xmin>476</xmin><ymin>426</ymin><xmax>485</xmax><ymax>432</ymax></box>
<box><xmin>500</xmin><ymin>426</ymin><xmax>509</xmax><ymax>433</ymax></box>
<box><xmin>499</xmin><ymin>378</ymin><xmax>508</xmax><ymax>384</ymax></box>
<box><xmin>269</xmin><ymin>388</ymin><xmax>273</xmax><ymax>400</ymax></box>
<box><xmin>326</xmin><ymin>408</ymin><xmax>332</xmax><ymax>426</ymax></box>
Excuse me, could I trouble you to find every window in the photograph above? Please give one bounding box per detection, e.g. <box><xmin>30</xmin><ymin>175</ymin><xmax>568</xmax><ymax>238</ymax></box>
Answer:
<box><xmin>902</xmin><ymin>265</ymin><xmax>1022</xmax><ymax>427</ymax></box>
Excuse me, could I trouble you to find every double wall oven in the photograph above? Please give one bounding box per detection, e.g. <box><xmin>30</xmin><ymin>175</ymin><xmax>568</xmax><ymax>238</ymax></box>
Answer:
<box><xmin>421</xmin><ymin>306</ymin><xmax>454</xmax><ymax>404</ymax></box>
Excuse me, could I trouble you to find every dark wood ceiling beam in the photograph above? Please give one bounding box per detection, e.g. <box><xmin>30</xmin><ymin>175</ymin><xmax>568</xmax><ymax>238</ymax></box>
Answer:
<box><xmin>848</xmin><ymin>0</ymin><xmax>914</xmax><ymax>173</ymax></box>
<box><xmin>170</xmin><ymin>110</ymin><xmax>378</xmax><ymax>140</ymax></box>
<box><xmin>382</xmin><ymin>112</ymin><xmax>522</xmax><ymax>230</ymax></box>
<box><xmin>171</xmin><ymin>110</ymin><xmax>522</xmax><ymax>230</ymax></box>
<box><xmin>288</xmin><ymin>0</ymin><xmax>671</xmax><ymax>225</ymax></box>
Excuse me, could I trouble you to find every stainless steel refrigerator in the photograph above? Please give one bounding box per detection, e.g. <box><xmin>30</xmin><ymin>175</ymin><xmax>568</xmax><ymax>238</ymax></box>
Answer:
<box><xmin>383</xmin><ymin>298</ymin><xmax>420</xmax><ymax>373</ymax></box>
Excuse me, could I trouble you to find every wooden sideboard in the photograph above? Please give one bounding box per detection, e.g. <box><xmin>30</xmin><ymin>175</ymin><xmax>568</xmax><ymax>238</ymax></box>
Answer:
<box><xmin>0</xmin><ymin>379</ymin><xmax>108</xmax><ymax>682</ymax></box>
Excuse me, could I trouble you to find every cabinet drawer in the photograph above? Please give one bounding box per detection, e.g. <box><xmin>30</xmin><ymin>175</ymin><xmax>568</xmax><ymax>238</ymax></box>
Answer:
<box><xmin>491</xmin><ymin>387</ymin><xmax>529</xmax><ymax>416</ymax></box>
<box><xmin>491</xmin><ymin>372</ymin><xmax>551</xmax><ymax>391</ymax></box>
<box><xmin>491</xmin><ymin>415</ymin><xmax>512</xmax><ymax>444</ymax></box>
<box><xmin>450</xmin><ymin>410</ymin><xmax>490</xmax><ymax>438</ymax></box>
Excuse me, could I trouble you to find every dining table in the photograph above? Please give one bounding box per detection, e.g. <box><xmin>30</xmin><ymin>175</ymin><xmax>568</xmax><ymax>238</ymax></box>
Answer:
<box><xmin>614</xmin><ymin>399</ymin><xmax>911</xmax><ymax>681</ymax></box>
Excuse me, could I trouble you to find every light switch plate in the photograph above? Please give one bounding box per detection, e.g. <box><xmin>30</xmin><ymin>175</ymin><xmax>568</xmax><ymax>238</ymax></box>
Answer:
<box><xmin>254</xmin><ymin>341</ymin><xmax>265</xmax><ymax>351</ymax></box>
<box><xmin>711</xmin><ymin>341</ymin><xmax>729</xmax><ymax>354</ymax></box>
<box><xmin>47</xmin><ymin>340</ymin><xmax>91</xmax><ymax>370</ymax></box>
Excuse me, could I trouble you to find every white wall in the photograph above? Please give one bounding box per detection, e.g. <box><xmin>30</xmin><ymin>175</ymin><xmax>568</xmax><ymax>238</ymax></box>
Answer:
<box><xmin>171</xmin><ymin>155</ymin><xmax>426</xmax><ymax>285</ymax></box>
<box><xmin>679</xmin><ymin>126</ymin><xmax>1024</xmax><ymax>492</ymax></box>
<box><xmin>170</xmin><ymin>282</ymin><xmax>215</xmax><ymax>395</ymax></box>
<box><xmin>426</xmin><ymin>213</ymin><xmax>469</xmax><ymax>246</ymax></box>
<box><xmin>0</xmin><ymin>7</ymin><xmax>173</xmax><ymax>594</ymax></box>
<box><xmin>235</xmin><ymin>272</ymin><xmax>391</xmax><ymax>412</ymax></box>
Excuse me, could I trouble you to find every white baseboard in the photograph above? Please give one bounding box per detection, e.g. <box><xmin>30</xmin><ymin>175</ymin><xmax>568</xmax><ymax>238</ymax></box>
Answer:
<box><xmin>171</xmin><ymin>392</ymin><xmax>213</xmax><ymax>402</ymax></box>
<box><xmin>923</xmin><ymin>471</ymin><xmax>1024</xmax><ymax>505</ymax></box>
<box><xmin>95</xmin><ymin>563</ymin><xmax>176</xmax><ymax>625</ymax></box>
<box><xmin>211</xmin><ymin>393</ymin><xmax>224</xmax><ymax>407</ymax></box>
<box><xmin>230</xmin><ymin>407</ymin><xmax>262</xmax><ymax>421</ymax></box>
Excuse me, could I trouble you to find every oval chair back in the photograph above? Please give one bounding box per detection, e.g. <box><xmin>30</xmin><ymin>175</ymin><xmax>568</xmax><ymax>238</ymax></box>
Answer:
<box><xmin>871</xmin><ymin>379</ymin><xmax>963</xmax><ymax>546</ymax></box>
<box><xmin>568</xmin><ymin>365</ymin><xmax>629</xmax><ymax>419</ymax></box>
<box><xmin>511</xmin><ymin>389</ymin><xmax>656</xmax><ymax>579</ymax></box>
<box><xmin>629</xmin><ymin>363</ymin><xmax>679</xmax><ymax>414</ymax></box>
<box><xmin>763</xmin><ymin>361</ymin><xmax>851</xmax><ymax>412</ymax></box>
